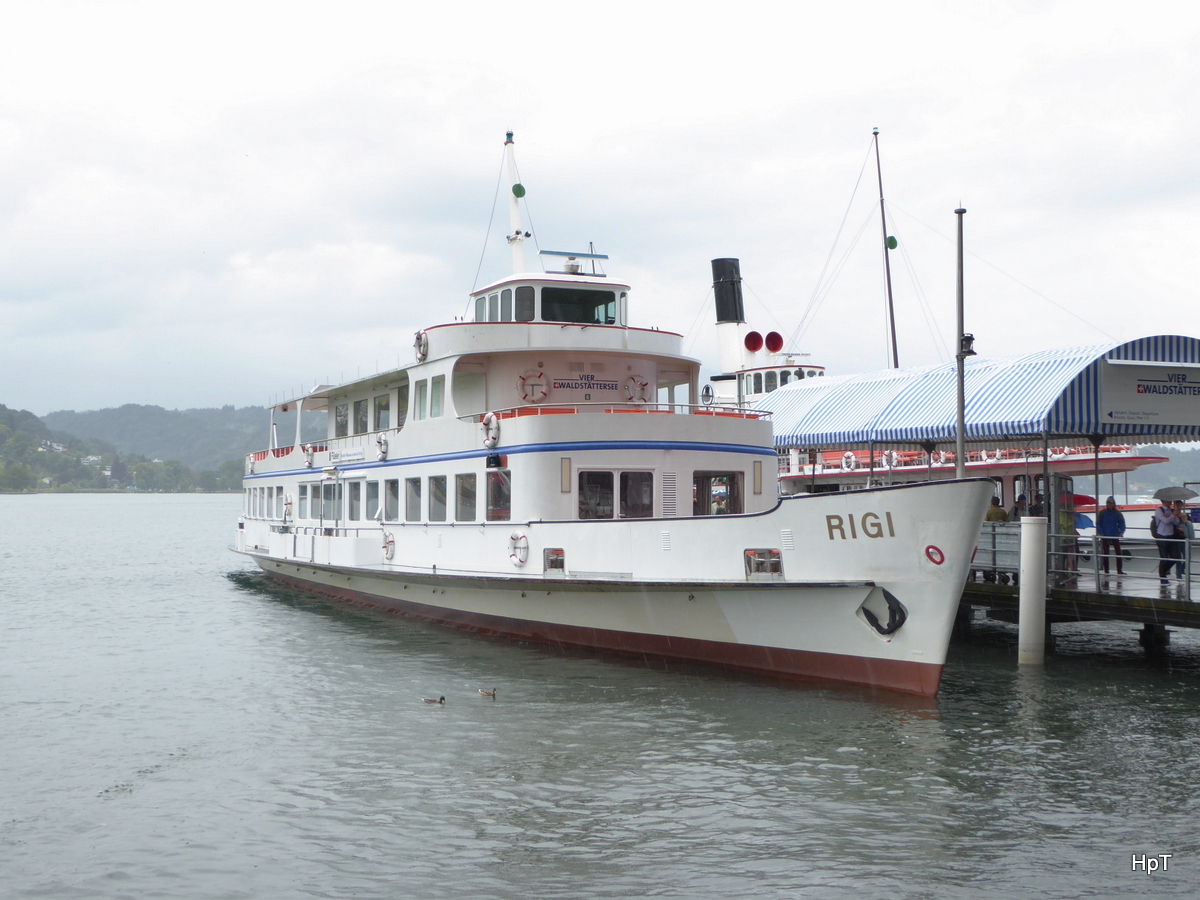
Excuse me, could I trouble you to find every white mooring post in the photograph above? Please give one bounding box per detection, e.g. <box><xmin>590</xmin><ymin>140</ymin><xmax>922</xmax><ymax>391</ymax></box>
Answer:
<box><xmin>1018</xmin><ymin>516</ymin><xmax>1049</xmax><ymax>665</ymax></box>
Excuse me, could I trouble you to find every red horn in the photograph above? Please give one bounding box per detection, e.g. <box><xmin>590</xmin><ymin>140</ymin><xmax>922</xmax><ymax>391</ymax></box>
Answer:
<box><xmin>744</xmin><ymin>331</ymin><xmax>763</xmax><ymax>352</ymax></box>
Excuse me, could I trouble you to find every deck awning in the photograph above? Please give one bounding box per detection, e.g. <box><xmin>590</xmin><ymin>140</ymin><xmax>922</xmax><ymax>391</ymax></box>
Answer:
<box><xmin>756</xmin><ymin>336</ymin><xmax>1200</xmax><ymax>450</ymax></box>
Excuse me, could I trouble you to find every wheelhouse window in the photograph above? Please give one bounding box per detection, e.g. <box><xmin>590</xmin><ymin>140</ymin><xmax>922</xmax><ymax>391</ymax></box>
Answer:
<box><xmin>310</xmin><ymin>484</ymin><xmax>322</xmax><ymax>519</ymax></box>
<box><xmin>475</xmin><ymin>296</ymin><xmax>486</xmax><ymax>321</ymax></box>
<box><xmin>501</xmin><ymin>289</ymin><xmax>512</xmax><ymax>321</ymax></box>
<box><xmin>764</xmin><ymin>371</ymin><xmax>777</xmax><ymax>393</ymax></box>
<box><xmin>384</xmin><ymin>479</ymin><xmax>399</xmax><ymax>520</ymax></box>
<box><xmin>299</xmin><ymin>485</ymin><xmax>308</xmax><ymax>519</ymax></box>
<box><xmin>335</xmin><ymin>402</ymin><xmax>349</xmax><ymax>437</ymax></box>
<box><xmin>694</xmin><ymin>472</ymin><xmax>742</xmax><ymax>516</ymax></box>
<box><xmin>515</xmin><ymin>286</ymin><xmax>535</xmax><ymax>321</ymax></box>
<box><xmin>486</xmin><ymin>470</ymin><xmax>511</xmax><ymax>521</ymax></box>
<box><xmin>429</xmin><ymin>475</ymin><xmax>447</xmax><ymax>522</ymax></box>
<box><xmin>488</xmin><ymin>292</ymin><xmax>499</xmax><ymax>321</ymax></box>
<box><xmin>780</xmin><ymin>370</ymin><xmax>790</xmax><ymax>386</ymax></box>
<box><xmin>430</xmin><ymin>376</ymin><xmax>445</xmax><ymax>418</ymax></box>
<box><xmin>353</xmin><ymin>399</ymin><xmax>368</xmax><ymax>434</ymax></box>
<box><xmin>753</xmin><ymin>373</ymin><xmax>762</xmax><ymax>394</ymax></box>
<box><xmin>414</xmin><ymin>381</ymin><xmax>427</xmax><ymax>420</ymax></box>
<box><xmin>374</xmin><ymin>394</ymin><xmax>390</xmax><ymax>430</ymax></box>
<box><xmin>578</xmin><ymin>471</ymin><xmax>614</xmax><ymax>519</ymax></box>
<box><xmin>541</xmin><ymin>287</ymin><xmax>617</xmax><ymax>325</ymax></box>
<box><xmin>366</xmin><ymin>481</ymin><xmax>380</xmax><ymax>519</ymax></box>
<box><xmin>348</xmin><ymin>482</ymin><xmax>361</xmax><ymax>520</ymax></box>
<box><xmin>620</xmin><ymin>472</ymin><xmax>653</xmax><ymax>518</ymax></box>
<box><xmin>456</xmin><ymin>473</ymin><xmax>476</xmax><ymax>521</ymax></box>
<box><xmin>406</xmin><ymin>477</ymin><xmax>421</xmax><ymax>521</ymax></box>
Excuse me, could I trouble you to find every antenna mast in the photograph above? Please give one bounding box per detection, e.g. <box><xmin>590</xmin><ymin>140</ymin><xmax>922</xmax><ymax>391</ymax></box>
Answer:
<box><xmin>873</xmin><ymin>128</ymin><xmax>899</xmax><ymax>369</ymax></box>
<box><xmin>504</xmin><ymin>132</ymin><xmax>529</xmax><ymax>274</ymax></box>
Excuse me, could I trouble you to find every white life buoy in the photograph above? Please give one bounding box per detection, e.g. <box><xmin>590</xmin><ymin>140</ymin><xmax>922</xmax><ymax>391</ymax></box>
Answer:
<box><xmin>248</xmin><ymin>459</ymin><xmax>255</xmax><ymax>475</ymax></box>
<box><xmin>383</xmin><ymin>532</ymin><xmax>395</xmax><ymax>560</ymax></box>
<box><xmin>841</xmin><ymin>451</ymin><xmax>858</xmax><ymax>471</ymax></box>
<box><xmin>517</xmin><ymin>371</ymin><xmax>549</xmax><ymax>403</ymax></box>
<box><xmin>933</xmin><ymin>450</ymin><xmax>947</xmax><ymax>465</ymax></box>
<box><xmin>414</xmin><ymin>330</ymin><xmax>429</xmax><ymax>362</ymax></box>
<box><xmin>376</xmin><ymin>436</ymin><xmax>388</xmax><ymax>461</ymax></box>
<box><xmin>482</xmin><ymin>412</ymin><xmax>501</xmax><ymax>449</ymax></box>
<box><xmin>507</xmin><ymin>531</ymin><xmax>529</xmax><ymax>566</ymax></box>
<box><xmin>883</xmin><ymin>450</ymin><xmax>899</xmax><ymax>469</ymax></box>
<box><xmin>282</xmin><ymin>494</ymin><xmax>293</xmax><ymax>524</ymax></box>
<box><xmin>303</xmin><ymin>445</ymin><xmax>314</xmax><ymax>468</ymax></box>
<box><xmin>625</xmin><ymin>375</ymin><xmax>651</xmax><ymax>403</ymax></box>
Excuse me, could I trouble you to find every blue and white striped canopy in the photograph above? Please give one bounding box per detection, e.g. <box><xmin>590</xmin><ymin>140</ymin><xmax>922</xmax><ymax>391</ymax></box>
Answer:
<box><xmin>757</xmin><ymin>336</ymin><xmax>1200</xmax><ymax>449</ymax></box>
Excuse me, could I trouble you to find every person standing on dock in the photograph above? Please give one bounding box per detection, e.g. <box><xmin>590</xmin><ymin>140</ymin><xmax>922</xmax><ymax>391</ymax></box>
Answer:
<box><xmin>1173</xmin><ymin>500</ymin><xmax>1194</xmax><ymax>579</ymax></box>
<box><xmin>1152</xmin><ymin>498</ymin><xmax>1183</xmax><ymax>585</ymax></box>
<box><xmin>1009</xmin><ymin>494</ymin><xmax>1028</xmax><ymax>520</ymax></box>
<box><xmin>1096</xmin><ymin>496</ymin><xmax>1126</xmax><ymax>576</ymax></box>
<box><xmin>985</xmin><ymin>497</ymin><xmax>1009</xmax><ymax>522</ymax></box>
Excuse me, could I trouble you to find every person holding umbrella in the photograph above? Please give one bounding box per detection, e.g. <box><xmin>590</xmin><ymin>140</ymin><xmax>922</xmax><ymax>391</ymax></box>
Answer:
<box><xmin>1152</xmin><ymin>487</ymin><xmax>1198</xmax><ymax>585</ymax></box>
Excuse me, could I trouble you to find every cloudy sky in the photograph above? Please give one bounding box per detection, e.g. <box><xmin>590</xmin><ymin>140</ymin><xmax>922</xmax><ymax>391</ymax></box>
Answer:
<box><xmin>2</xmin><ymin>1</ymin><xmax>1197</xmax><ymax>415</ymax></box>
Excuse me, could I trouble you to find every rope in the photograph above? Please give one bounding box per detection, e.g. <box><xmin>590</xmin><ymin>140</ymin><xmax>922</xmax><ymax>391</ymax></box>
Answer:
<box><xmin>470</xmin><ymin>148</ymin><xmax>507</xmax><ymax>294</ymax></box>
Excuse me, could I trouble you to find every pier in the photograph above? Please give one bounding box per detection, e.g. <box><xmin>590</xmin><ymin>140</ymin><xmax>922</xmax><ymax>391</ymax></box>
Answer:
<box><xmin>962</xmin><ymin>526</ymin><xmax>1200</xmax><ymax>653</ymax></box>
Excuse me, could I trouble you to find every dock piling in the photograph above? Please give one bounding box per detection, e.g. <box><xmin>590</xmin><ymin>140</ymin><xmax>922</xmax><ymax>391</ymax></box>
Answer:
<box><xmin>1018</xmin><ymin>516</ymin><xmax>1049</xmax><ymax>665</ymax></box>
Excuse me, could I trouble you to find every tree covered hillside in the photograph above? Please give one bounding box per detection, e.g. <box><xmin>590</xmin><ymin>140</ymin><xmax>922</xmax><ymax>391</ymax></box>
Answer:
<box><xmin>41</xmin><ymin>404</ymin><xmax>324</xmax><ymax>472</ymax></box>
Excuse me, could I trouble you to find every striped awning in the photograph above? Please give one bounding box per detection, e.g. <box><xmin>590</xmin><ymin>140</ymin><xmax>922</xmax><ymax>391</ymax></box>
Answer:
<box><xmin>757</xmin><ymin>336</ymin><xmax>1200</xmax><ymax>450</ymax></box>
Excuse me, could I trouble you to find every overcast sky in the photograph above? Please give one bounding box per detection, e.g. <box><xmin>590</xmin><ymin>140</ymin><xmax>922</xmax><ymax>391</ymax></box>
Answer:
<box><xmin>2</xmin><ymin>1</ymin><xmax>1198</xmax><ymax>415</ymax></box>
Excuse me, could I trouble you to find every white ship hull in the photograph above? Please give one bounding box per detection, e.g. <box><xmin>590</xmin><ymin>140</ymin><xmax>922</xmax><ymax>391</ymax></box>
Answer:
<box><xmin>239</xmin><ymin>478</ymin><xmax>993</xmax><ymax>696</ymax></box>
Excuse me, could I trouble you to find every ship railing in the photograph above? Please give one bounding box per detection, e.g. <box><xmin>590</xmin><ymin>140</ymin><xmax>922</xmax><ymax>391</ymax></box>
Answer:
<box><xmin>968</xmin><ymin>524</ymin><xmax>1199</xmax><ymax>601</ymax></box>
<box><xmin>460</xmin><ymin>401</ymin><xmax>770</xmax><ymax>421</ymax></box>
<box><xmin>779</xmin><ymin>444</ymin><xmax>1140</xmax><ymax>476</ymax></box>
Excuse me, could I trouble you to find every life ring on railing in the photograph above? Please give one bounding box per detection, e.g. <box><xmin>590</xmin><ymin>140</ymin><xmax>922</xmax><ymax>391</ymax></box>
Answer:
<box><xmin>882</xmin><ymin>450</ymin><xmax>900</xmax><ymax>469</ymax></box>
<box><xmin>841</xmin><ymin>452</ymin><xmax>858</xmax><ymax>471</ymax></box>
<box><xmin>507</xmin><ymin>531</ymin><xmax>529</xmax><ymax>566</ymax></box>
<box><xmin>516</xmin><ymin>371</ymin><xmax>549</xmax><ymax>403</ymax></box>
<box><xmin>247</xmin><ymin>458</ymin><xmax>255</xmax><ymax>475</ymax></box>
<box><xmin>282</xmin><ymin>494</ymin><xmax>293</xmax><ymax>524</ymax></box>
<box><xmin>376</xmin><ymin>436</ymin><xmax>388</xmax><ymax>461</ymax></box>
<box><xmin>414</xmin><ymin>330</ymin><xmax>429</xmax><ymax>362</ymax></box>
<box><xmin>625</xmin><ymin>375</ymin><xmax>651</xmax><ymax>403</ymax></box>
<box><xmin>382</xmin><ymin>532</ymin><xmax>395</xmax><ymax>560</ymax></box>
<box><xmin>303</xmin><ymin>444</ymin><xmax>314</xmax><ymax>468</ymax></box>
<box><xmin>933</xmin><ymin>450</ymin><xmax>947</xmax><ymax>465</ymax></box>
<box><xmin>482</xmin><ymin>412</ymin><xmax>501</xmax><ymax>449</ymax></box>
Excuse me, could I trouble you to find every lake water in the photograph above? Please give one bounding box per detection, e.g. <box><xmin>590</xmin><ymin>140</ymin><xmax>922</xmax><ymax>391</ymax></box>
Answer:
<box><xmin>3</xmin><ymin>493</ymin><xmax>1198</xmax><ymax>898</ymax></box>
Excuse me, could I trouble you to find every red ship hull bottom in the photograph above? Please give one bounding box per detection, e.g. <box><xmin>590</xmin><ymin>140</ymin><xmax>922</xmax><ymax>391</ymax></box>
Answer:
<box><xmin>265</xmin><ymin>570</ymin><xmax>945</xmax><ymax>698</ymax></box>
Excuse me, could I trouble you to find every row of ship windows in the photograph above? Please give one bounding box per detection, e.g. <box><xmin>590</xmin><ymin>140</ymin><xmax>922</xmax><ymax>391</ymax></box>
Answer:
<box><xmin>244</xmin><ymin>468</ymin><xmax>749</xmax><ymax>522</ymax></box>
<box><xmin>742</xmin><ymin>369</ymin><xmax>822</xmax><ymax>395</ymax></box>
<box><xmin>473</xmin><ymin>286</ymin><xmax>625</xmax><ymax>326</ymax></box>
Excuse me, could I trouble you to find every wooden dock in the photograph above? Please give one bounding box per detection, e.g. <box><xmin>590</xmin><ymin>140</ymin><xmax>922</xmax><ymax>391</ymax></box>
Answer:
<box><xmin>961</xmin><ymin>579</ymin><xmax>1200</xmax><ymax>630</ymax></box>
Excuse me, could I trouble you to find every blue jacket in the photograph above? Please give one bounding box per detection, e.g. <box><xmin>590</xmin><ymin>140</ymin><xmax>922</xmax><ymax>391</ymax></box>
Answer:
<box><xmin>1096</xmin><ymin>507</ymin><xmax>1126</xmax><ymax>538</ymax></box>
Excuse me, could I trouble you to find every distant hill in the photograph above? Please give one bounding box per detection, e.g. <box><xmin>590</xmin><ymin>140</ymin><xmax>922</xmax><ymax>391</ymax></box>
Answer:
<box><xmin>41</xmin><ymin>404</ymin><xmax>324</xmax><ymax>471</ymax></box>
<box><xmin>1125</xmin><ymin>445</ymin><xmax>1200</xmax><ymax>497</ymax></box>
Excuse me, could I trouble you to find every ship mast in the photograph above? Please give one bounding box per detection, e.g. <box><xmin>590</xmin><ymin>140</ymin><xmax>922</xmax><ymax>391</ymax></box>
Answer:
<box><xmin>873</xmin><ymin>128</ymin><xmax>900</xmax><ymax>369</ymax></box>
<box><xmin>504</xmin><ymin>131</ymin><xmax>529</xmax><ymax>275</ymax></box>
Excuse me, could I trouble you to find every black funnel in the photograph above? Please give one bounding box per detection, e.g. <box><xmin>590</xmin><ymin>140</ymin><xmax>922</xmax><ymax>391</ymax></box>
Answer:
<box><xmin>712</xmin><ymin>258</ymin><xmax>745</xmax><ymax>325</ymax></box>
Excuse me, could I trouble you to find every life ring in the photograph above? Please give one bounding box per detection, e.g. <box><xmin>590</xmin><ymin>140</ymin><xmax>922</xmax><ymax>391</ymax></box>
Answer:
<box><xmin>282</xmin><ymin>494</ymin><xmax>293</xmax><ymax>524</ymax></box>
<box><xmin>882</xmin><ymin>450</ymin><xmax>899</xmax><ymax>469</ymax></box>
<box><xmin>383</xmin><ymin>532</ymin><xmax>395</xmax><ymax>560</ymax></box>
<box><xmin>933</xmin><ymin>450</ymin><xmax>947</xmax><ymax>465</ymax></box>
<box><xmin>925</xmin><ymin>544</ymin><xmax>945</xmax><ymax>566</ymax></box>
<box><xmin>376</xmin><ymin>436</ymin><xmax>388</xmax><ymax>461</ymax></box>
<box><xmin>625</xmin><ymin>375</ymin><xmax>651</xmax><ymax>403</ymax></box>
<box><xmin>247</xmin><ymin>459</ymin><xmax>255</xmax><ymax>475</ymax></box>
<box><xmin>841</xmin><ymin>452</ymin><xmax>858</xmax><ymax>471</ymax></box>
<box><xmin>414</xmin><ymin>330</ymin><xmax>429</xmax><ymax>362</ymax></box>
<box><xmin>482</xmin><ymin>412</ymin><xmax>501</xmax><ymax>449</ymax></box>
<box><xmin>516</xmin><ymin>371</ymin><xmax>549</xmax><ymax>403</ymax></box>
<box><xmin>303</xmin><ymin>445</ymin><xmax>314</xmax><ymax>468</ymax></box>
<box><xmin>507</xmin><ymin>531</ymin><xmax>529</xmax><ymax>566</ymax></box>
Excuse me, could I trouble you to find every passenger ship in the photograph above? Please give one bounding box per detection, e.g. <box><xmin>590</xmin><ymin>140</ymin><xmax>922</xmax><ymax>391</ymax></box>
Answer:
<box><xmin>233</xmin><ymin>133</ymin><xmax>995</xmax><ymax>697</ymax></box>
